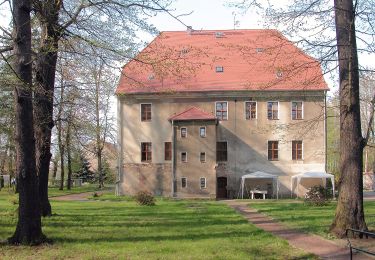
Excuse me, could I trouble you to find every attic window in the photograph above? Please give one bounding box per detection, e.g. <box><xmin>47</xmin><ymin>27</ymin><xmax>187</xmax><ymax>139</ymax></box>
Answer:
<box><xmin>216</xmin><ymin>66</ymin><xmax>224</xmax><ymax>73</ymax></box>
<box><xmin>276</xmin><ymin>70</ymin><xmax>283</xmax><ymax>78</ymax></box>
<box><xmin>256</xmin><ymin>48</ymin><xmax>264</xmax><ymax>53</ymax></box>
<box><xmin>181</xmin><ymin>48</ymin><xmax>189</xmax><ymax>55</ymax></box>
<box><xmin>215</xmin><ymin>32</ymin><xmax>225</xmax><ymax>38</ymax></box>
<box><xmin>148</xmin><ymin>74</ymin><xmax>155</xmax><ymax>80</ymax></box>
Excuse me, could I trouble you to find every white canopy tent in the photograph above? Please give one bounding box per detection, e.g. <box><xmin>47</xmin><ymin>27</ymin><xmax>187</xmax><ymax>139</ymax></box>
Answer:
<box><xmin>239</xmin><ymin>171</ymin><xmax>280</xmax><ymax>199</ymax></box>
<box><xmin>291</xmin><ymin>171</ymin><xmax>335</xmax><ymax>197</ymax></box>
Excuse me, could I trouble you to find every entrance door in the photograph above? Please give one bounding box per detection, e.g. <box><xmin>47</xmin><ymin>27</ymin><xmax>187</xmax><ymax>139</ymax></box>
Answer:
<box><xmin>217</xmin><ymin>177</ymin><xmax>228</xmax><ymax>199</ymax></box>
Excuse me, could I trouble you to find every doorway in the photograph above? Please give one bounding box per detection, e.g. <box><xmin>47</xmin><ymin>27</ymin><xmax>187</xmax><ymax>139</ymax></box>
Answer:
<box><xmin>217</xmin><ymin>177</ymin><xmax>228</xmax><ymax>199</ymax></box>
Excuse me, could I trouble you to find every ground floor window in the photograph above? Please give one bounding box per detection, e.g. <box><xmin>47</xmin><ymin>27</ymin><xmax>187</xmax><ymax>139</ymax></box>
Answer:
<box><xmin>181</xmin><ymin>177</ymin><xmax>187</xmax><ymax>188</ymax></box>
<box><xmin>141</xmin><ymin>142</ymin><xmax>152</xmax><ymax>162</ymax></box>
<box><xmin>200</xmin><ymin>177</ymin><xmax>206</xmax><ymax>189</ymax></box>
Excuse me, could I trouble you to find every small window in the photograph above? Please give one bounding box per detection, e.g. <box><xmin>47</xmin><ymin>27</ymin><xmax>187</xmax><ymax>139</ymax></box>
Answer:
<box><xmin>181</xmin><ymin>152</ymin><xmax>187</xmax><ymax>162</ymax></box>
<box><xmin>256</xmin><ymin>47</ymin><xmax>264</xmax><ymax>53</ymax></box>
<box><xmin>164</xmin><ymin>142</ymin><xmax>172</xmax><ymax>161</ymax></box>
<box><xmin>292</xmin><ymin>140</ymin><xmax>303</xmax><ymax>160</ymax></box>
<box><xmin>268</xmin><ymin>141</ymin><xmax>278</xmax><ymax>161</ymax></box>
<box><xmin>292</xmin><ymin>101</ymin><xmax>303</xmax><ymax>120</ymax></box>
<box><xmin>141</xmin><ymin>142</ymin><xmax>152</xmax><ymax>162</ymax></box>
<box><xmin>215</xmin><ymin>32</ymin><xmax>225</xmax><ymax>38</ymax></box>
<box><xmin>215</xmin><ymin>66</ymin><xmax>224</xmax><ymax>73</ymax></box>
<box><xmin>245</xmin><ymin>101</ymin><xmax>256</xmax><ymax>120</ymax></box>
<box><xmin>267</xmin><ymin>101</ymin><xmax>278</xmax><ymax>120</ymax></box>
<box><xmin>199</xmin><ymin>127</ymin><xmax>206</xmax><ymax>137</ymax></box>
<box><xmin>217</xmin><ymin>142</ymin><xmax>227</xmax><ymax>162</ymax></box>
<box><xmin>200</xmin><ymin>177</ymin><xmax>206</xmax><ymax>189</ymax></box>
<box><xmin>181</xmin><ymin>127</ymin><xmax>187</xmax><ymax>138</ymax></box>
<box><xmin>181</xmin><ymin>177</ymin><xmax>187</xmax><ymax>188</ymax></box>
<box><xmin>276</xmin><ymin>70</ymin><xmax>283</xmax><ymax>78</ymax></box>
<box><xmin>216</xmin><ymin>101</ymin><xmax>228</xmax><ymax>120</ymax></box>
<box><xmin>200</xmin><ymin>152</ymin><xmax>206</xmax><ymax>163</ymax></box>
<box><xmin>141</xmin><ymin>104</ymin><xmax>151</xmax><ymax>121</ymax></box>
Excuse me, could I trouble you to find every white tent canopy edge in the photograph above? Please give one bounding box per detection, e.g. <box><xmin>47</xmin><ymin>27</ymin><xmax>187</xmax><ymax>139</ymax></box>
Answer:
<box><xmin>291</xmin><ymin>171</ymin><xmax>335</xmax><ymax>197</ymax></box>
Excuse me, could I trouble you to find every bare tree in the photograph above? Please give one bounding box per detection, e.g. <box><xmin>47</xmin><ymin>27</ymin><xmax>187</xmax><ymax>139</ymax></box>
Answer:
<box><xmin>8</xmin><ymin>0</ymin><xmax>45</xmax><ymax>245</ymax></box>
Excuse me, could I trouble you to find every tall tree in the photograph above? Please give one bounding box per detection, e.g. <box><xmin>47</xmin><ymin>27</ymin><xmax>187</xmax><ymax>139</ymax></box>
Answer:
<box><xmin>9</xmin><ymin>0</ymin><xmax>45</xmax><ymax>244</ymax></box>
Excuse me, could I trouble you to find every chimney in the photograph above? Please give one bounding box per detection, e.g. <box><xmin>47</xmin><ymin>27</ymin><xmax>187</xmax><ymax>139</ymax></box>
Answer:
<box><xmin>186</xmin><ymin>26</ymin><xmax>193</xmax><ymax>35</ymax></box>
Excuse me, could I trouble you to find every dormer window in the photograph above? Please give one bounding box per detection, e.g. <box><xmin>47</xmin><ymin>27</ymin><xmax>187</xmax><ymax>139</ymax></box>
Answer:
<box><xmin>216</xmin><ymin>66</ymin><xmax>224</xmax><ymax>73</ymax></box>
<box><xmin>256</xmin><ymin>48</ymin><xmax>264</xmax><ymax>53</ymax></box>
<box><xmin>148</xmin><ymin>74</ymin><xmax>155</xmax><ymax>80</ymax></box>
<box><xmin>180</xmin><ymin>48</ymin><xmax>189</xmax><ymax>55</ymax></box>
<box><xmin>276</xmin><ymin>70</ymin><xmax>283</xmax><ymax>78</ymax></box>
<box><xmin>215</xmin><ymin>32</ymin><xmax>225</xmax><ymax>38</ymax></box>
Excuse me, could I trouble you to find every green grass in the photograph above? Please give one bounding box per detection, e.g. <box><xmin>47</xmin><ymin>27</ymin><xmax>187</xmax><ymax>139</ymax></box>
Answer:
<box><xmin>0</xmin><ymin>192</ymin><xmax>315</xmax><ymax>259</ymax></box>
<box><xmin>48</xmin><ymin>184</ymin><xmax>106</xmax><ymax>197</ymax></box>
<box><xmin>249</xmin><ymin>200</ymin><xmax>375</xmax><ymax>239</ymax></box>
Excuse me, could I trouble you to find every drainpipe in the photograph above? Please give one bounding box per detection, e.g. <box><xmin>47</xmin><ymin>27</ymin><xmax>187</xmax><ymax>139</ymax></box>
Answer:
<box><xmin>171</xmin><ymin>120</ymin><xmax>177</xmax><ymax>197</ymax></box>
<box><xmin>324</xmin><ymin>90</ymin><xmax>327</xmax><ymax>173</ymax></box>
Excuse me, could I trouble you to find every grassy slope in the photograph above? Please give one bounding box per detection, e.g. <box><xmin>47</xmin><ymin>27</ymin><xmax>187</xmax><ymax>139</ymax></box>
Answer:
<box><xmin>0</xmin><ymin>192</ymin><xmax>315</xmax><ymax>260</ymax></box>
<box><xmin>250</xmin><ymin>200</ymin><xmax>375</xmax><ymax>239</ymax></box>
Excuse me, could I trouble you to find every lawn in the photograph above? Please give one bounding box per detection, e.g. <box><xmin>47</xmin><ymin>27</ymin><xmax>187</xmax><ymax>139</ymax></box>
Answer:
<box><xmin>48</xmin><ymin>184</ymin><xmax>109</xmax><ymax>197</ymax></box>
<box><xmin>0</xmin><ymin>192</ymin><xmax>315</xmax><ymax>260</ymax></box>
<box><xmin>249</xmin><ymin>200</ymin><xmax>375</xmax><ymax>239</ymax></box>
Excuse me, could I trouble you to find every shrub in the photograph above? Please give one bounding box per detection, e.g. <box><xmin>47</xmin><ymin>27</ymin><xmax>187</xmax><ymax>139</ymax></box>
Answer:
<box><xmin>134</xmin><ymin>191</ymin><xmax>155</xmax><ymax>206</ymax></box>
<box><xmin>304</xmin><ymin>185</ymin><xmax>330</xmax><ymax>206</ymax></box>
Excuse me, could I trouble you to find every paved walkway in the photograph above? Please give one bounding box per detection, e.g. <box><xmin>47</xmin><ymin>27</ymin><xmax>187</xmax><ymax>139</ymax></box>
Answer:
<box><xmin>224</xmin><ymin>201</ymin><xmax>373</xmax><ymax>260</ymax></box>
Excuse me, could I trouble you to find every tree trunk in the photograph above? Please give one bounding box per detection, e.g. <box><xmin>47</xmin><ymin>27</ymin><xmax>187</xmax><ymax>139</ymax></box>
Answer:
<box><xmin>34</xmin><ymin>0</ymin><xmax>62</xmax><ymax>217</ymax></box>
<box><xmin>330</xmin><ymin>0</ymin><xmax>367</xmax><ymax>238</ymax></box>
<box><xmin>8</xmin><ymin>0</ymin><xmax>46</xmax><ymax>245</ymax></box>
<box><xmin>66</xmin><ymin>121</ymin><xmax>72</xmax><ymax>190</ymax></box>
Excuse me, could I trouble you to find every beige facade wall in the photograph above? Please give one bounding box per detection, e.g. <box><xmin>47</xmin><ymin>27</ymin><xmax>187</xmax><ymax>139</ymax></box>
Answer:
<box><xmin>118</xmin><ymin>91</ymin><xmax>326</xmax><ymax>198</ymax></box>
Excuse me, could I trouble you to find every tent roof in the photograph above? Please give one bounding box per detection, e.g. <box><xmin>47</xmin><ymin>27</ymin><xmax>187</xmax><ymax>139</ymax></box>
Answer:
<box><xmin>291</xmin><ymin>171</ymin><xmax>334</xmax><ymax>179</ymax></box>
<box><xmin>242</xmin><ymin>171</ymin><xmax>278</xmax><ymax>179</ymax></box>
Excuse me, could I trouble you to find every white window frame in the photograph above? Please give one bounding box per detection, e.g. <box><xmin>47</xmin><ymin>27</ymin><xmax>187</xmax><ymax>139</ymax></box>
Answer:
<box><xmin>200</xmin><ymin>177</ymin><xmax>207</xmax><ymax>189</ymax></box>
<box><xmin>215</xmin><ymin>66</ymin><xmax>224</xmax><ymax>72</ymax></box>
<box><xmin>181</xmin><ymin>151</ymin><xmax>187</xmax><ymax>163</ymax></box>
<box><xmin>181</xmin><ymin>177</ymin><xmax>187</xmax><ymax>188</ymax></box>
<box><xmin>140</xmin><ymin>103</ymin><xmax>152</xmax><ymax>122</ymax></box>
<box><xmin>200</xmin><ymin>152</ymin><xmax>206</xmax><ymax>163</ymax></box>
<box><xmin>267</xmin><ymin>101</ymin><xmax>279</xmax><ymax>120</ymax></box>
<box><xmin>199</xmin><ymin>126</ymin><xmax>206</xmax><ymax>138</ymax></box>
<box><xmin>267</xmin><ymin>140</ymin><xmax>279</xmax><ymax>161</ymax></box>
<box><xmin>291</xmin><ymin>101</ymin><xmax>304</xmax><ymax>120</ymax></box>
<box><xmin>180</xmin><ymin>127</ymin><xmax>187</xmax><ymax>138</ymax></box>
<box><xmin>244</xmin><ymin>101</ymin><xmax>257</xmax><ymax>120</ymax></box>
<box><xmin>291</xmin><ymin>140</ymin><xmax>304</xmax><ymax>161</ymax></box>
<box><xmin>215</xmin><ymin>101</ymin><xmax>228</xmax><ymax>121</ymax></box>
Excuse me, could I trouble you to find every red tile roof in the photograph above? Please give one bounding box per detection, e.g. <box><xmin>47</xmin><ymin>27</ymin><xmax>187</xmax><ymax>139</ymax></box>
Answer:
<box><xmin>116</xmin><ymin>29</ymin><xmax>328</xmax><ymax>94</ymax></box>
<box><xmin>169</xmin><ymin>107</ymin><xmax>216</xmax><ymax>121</ymax></box>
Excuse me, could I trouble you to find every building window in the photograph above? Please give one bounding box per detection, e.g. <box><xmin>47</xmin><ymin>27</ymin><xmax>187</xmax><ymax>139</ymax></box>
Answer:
<box><xmin>200</xmin><ymin>177</ymin><xmax>206</xmax><ymax>189</ymax></box>
<box><xmin>267</xmin><ymin>101</ymin><xmax>279</xmax><ymax>120</ymax></box>
<box><xmin>216</xmin><ymin>101</ymin><xmax>228</xmax><ymax>120</ymax></box>
<box><xmin>141</xmin><ymin>142</ymin><xmax>152</xmax><ymax>162</ymax></box>
<box><xmin>292</xmin><ymin>140</ymin><xmax>303</xmax><ymax>160</ymax></box>
<box><xmin>292</xmin><ymin>101</ymin><xmax>303</xmax><ymax>120</ymax></box>
<box><xmin>140</xmin><ymin>104</ymin><xmax>151</xmax><ymax>121</ymax></box>
<box><xmin>268</xmin><ymin>141</ymin><xmax>278</xmax><ymax>161</ymax></box>
<box><xmin>200</xmin><ymin>152</ymin><xmax>206</xmax><ymax>163</ymax></box>
<box><xmin>245</xmin><ymin>101</ymin><xmax>257</xmax><ymax>119</ymax></box>
<box><xmin>181</xmin><ymin>177</ymin><xmax>187</xmax><ymax>188</ymax></box>
<box><xmin>164</xmin><ymin>142</ymin><xmax>172</xmax><ymax>161</ymax></box>
<box><xmin>217</xmin><ymin>142</ymin><xmax>227</xmax><ymax>162</ymax></box>
<box><xmin>181</xmin><ymin>152</ymin><xmax>187</xmax><ymax>162</ymax></box>
<box><xmin>215</xmin><ymin>66</ymin><xmax>224</xmax><ymax>72</ymax></box>
<box><xmin>199</xmin><ymin>127</ymin><xmax>206</xmax><ymax>137</ymax></box>
<box><xmin>181</xmin><ymin>127</ymin><xmax>187</xmax><ymax>138</ymax></box>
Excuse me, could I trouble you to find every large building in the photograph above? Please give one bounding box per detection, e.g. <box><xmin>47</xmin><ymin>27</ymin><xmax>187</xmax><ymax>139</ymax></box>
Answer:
<box><xmin>116</xmin><ymin>29</ymin><xmax>328</xmax><ymax>199</ymax></box>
